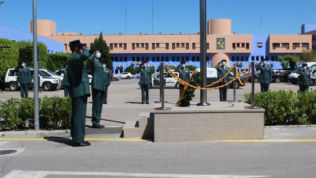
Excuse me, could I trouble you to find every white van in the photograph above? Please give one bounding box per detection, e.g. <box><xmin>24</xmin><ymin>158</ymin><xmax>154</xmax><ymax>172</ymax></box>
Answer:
<box><xmin>151</xmin><ymin>71</ymin><xmax>180</xmax><ymax>88</ymax></box>
<box><xmin>4</xmin><ymin>68</ymin><xmax>61</xmax><ymax>91</ymax></box>
<box><xmin>288</xmin><ymin>62</ymin><xmax>316</xmax><ymax>84</ymax></box>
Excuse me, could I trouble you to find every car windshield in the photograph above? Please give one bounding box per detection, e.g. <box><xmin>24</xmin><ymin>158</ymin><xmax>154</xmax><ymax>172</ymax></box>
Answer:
<box><xmin>45</xmin><ymin>70</ymin><xmax>58</xmax><ymax>76</ymax></box>
<box><xmin>38</xmin><ymin>70</ymin><xmax>51</xmax><ymax>77</ymax></box>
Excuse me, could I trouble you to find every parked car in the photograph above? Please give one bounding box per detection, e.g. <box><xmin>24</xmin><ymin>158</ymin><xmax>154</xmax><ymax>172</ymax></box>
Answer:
<box><xmin>119</xmin><ymin>72</ymin><xmax>134</xmax><ymax>79</ymax></box>
<box><xmin>289</xmin><ymin>62</ymin><xmax>316</xmax><ymax>85</ymax></box>
<box><xmin>248</xmin><ymin>70</ymin><xmax>286</xmax><ymax>83</ymax></box>
<box><xmin>41</xmin><ymin>69</ymin><xmax>62</xmax><ymax>89</ymax></box>
<box><xmin>113</xmin><ymin>74</ymin><xmax>120</xmax><ymax>81</ymax></box>
<box><xmin>151</xmin><ymin>72</ymin><xmax>180</xmax><ymax>88</ymax></box>
<box><xmin>4</xmin><ymin>68</ymin><xmax>60</xmax><ymax>91</ymax></box>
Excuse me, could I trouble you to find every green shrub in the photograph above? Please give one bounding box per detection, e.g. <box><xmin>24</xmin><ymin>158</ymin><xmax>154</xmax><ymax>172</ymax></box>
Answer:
<box><xmin>0</xmin><ymin>39</ymin><xmax>19</xmax><ymax>80</ymax></box>
<box><xmin>150</xmin><ymin>67</ymin><xmax>155</xmax><ymax>74</ymax></box>
<box><xmin>245</xmin><ymin>90</ymin><xmax>316</xmax><ymax>125</ymax></box>
<box><xmin>47</xmin><ymin>57</ymin><xmax>58</xmax><ymax>72</ymax></box>
<box><xmin>0</xmin><ymin>96</ymin><xmax>72</xmax><ymax>130</ymax></box>
<box><xmin>47</xmin><ymin>53</ymin><xmax>71</xmax><ymax>69</ymax></box>
<box><xmin>17</xmin><ymin>41</ymin><xmax>48</xmax><ymax>69</ymax></box>
<box><xmin>124</xmin><ymin>66</ymin><xmax>137</xmax><ymax>74</ymax></box>
<box><xmin>185</xmin><ymin>65</ymin><xmax>197</xmax><ymax>71</ymax></box>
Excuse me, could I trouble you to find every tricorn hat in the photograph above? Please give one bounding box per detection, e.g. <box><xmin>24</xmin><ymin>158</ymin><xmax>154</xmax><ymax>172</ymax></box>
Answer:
<box><xmin>89</xmin><ymin>48</ymin><xmax>98</xmax><ymax>54</ymax></box>
<box><xmin>302</xmin><ymin>63</ymin><xmax>308</xmax><ymax>67</ymax></box>
<box><xmin>221</xmin><ymin>59</ymin><xmax>227</xmax><ymax>62</ymax></box>
<box><xmin>142</xmin><ymin>61</ymin><xmax>148</xmax><ymax>65</ymax></box>
<box><xmin>181</xmin><ymin>61</ymin><xmax>186</xmax><ymax>64</ymax></box>
<box><xmin>69</xmin><ymin>40</ymin><xmax>81</xmax><ymax>47</ymax></box>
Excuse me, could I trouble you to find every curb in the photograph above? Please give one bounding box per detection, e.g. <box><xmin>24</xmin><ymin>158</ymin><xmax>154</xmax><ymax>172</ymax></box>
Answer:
<box><xmin>264</xmin><ymin>125</ymin><xmax>316</xmax><ymax>128</ymax></box>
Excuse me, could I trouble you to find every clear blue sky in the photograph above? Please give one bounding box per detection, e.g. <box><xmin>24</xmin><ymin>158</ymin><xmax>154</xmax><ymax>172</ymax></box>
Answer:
<box><xmin>1</xmin><ymin>0</ymin><xmax>316</xmax><ymax>35</ymax></box>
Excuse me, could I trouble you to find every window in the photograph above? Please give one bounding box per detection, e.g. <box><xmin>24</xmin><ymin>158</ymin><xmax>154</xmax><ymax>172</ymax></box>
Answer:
<box><xmin>186</xmin><ymin>56</ymin><xmax>189</xmax><ymax>61</ymax></box>
<box><xmin>146</xmin><ymin>57</ymin><xmax>149</xmax><ymax>61</ymax></box>
<box><xmin>181</xmin><ymin>43</ymin><xmax>185</xmax><ymax>48</ymax></box>
<box><xmin>132</xmin><ymin>57</ymin><xmax>136</xmax><ymax>61</ymax></box>
<box><xmin>232</xmin><ymin>56</ymin><xmax>235</xmax><ymax>61</ymax></box>
<box><xmin>207</xmin><ymin>56</ymin><xmax>209</xmax><ymax>61</ymax></box>
<box><xmin>166</xmin><ymin>43</ymin><xmax>169</xmax><ymax>50</ymax></box>
<box><xmin>64</xmin><ymin>44</ymin><xmax>67</xmax><ymax>50</ymax></box>
<box><xmin>186</xmin><ymin>43</ymin><xmax>189</xmax><ymax>50</ymax></box>
<box><xmin>161</xmin><ymin>57</ymin><xmax>165</xmax><ymax>62</ymax></box>
<box><xmin>119</xmin><ymin>43</ymin><xmax>122</xmax><ymax>48</ymax></box>
<box><xmin>152</xmin><ymin>57</ymin><xmax>156</xmax><ymax>62</ymax></box>
<box><xmin>192</xmin><ymin>43</ymin><xmax>196</xmax><ymax>50</ymax></box>
<box><xmin>156</xmin><ymin>43</ymin><xmax>160</xmax><ymax>48</ymax></box>
<box><xmin>172</xmin><ymin>43</ymin><xmax>176</xmax><ymax>50</ymax></box>
<box><xmin>136</xmin><ymin>57</ymin><xmax>140</xmax><ymax>61</ymax></box>
<box><xmin>232</xmin><ymin>43</ymin><xmax>236</xmax><ymax>49</ymax></box>
<box><xmin>273</xmin><ymin>43</ymin><xmax>280</xmax><ymax>49</ymax></box>
<box><xmin>196</xmin><ymin>57</ymin><xmax>200</xmax><ymax>61</ymax></box>
<box><xmin>236</xmin><ymin>56</ymin><xmax>240</xmax><ymax>61</ymax></box>
<box><xmin>111</xmin><ymin>57</ymin><xmax>113</xmax><ymax>61</ymax></box>
<box><xmin>172</xmin><ymin>57</ymin><xmax>175</xmax><ymax>62</ymax></box>
<box><xmin>166</xmin><ymin>57</ymin><xmax>169</xmax><ymax>62</ymax></box>
<box><xmin>136</xmin><ymin>43</ymin><xmax>140</xmax><ymax>48</ymax></box>
<box><xmin>192</xmin><ymin>57</ymin><xmax>196</xmax><ymax>62</ymax></box>
<box><xmin>152</xmin><ymin>43</ymin><xmax>155</xmax><ymax>50</ymax></box>
<box><xmin>124</xmin><ymin>57</ymin><xmax>127</xmax><ymax>62</ymax></box>
<box><xmin>120</xmin><ymin>57</ymin><xmax>123</xmax><ymax>61</ymax></box>
<box><xmin>181</xmin><ymin>56</ymin><xmax>184</xmax><ymax>62</ymax></box>
<box><xmin>115</xmin><ymin>57</ymin><xmax>118</xmax><ymax>62</ymax></box>
<box><xmin>124</xmin><ymin>43</ymin><xmax>127</xmax><ymax>50</ymax></box>
<box><xmin>271</xmin><ymin>56</ymin><xmax>275</xmax><ymax>61</ymax></box>
<box><xmin>110</xmin><ymin>43</ymin><xmax>114</xmax><ymax>50</ymax></box>
<box><xmin>282</xmin><ymin>43</ymin><xmax>289</xmax><ymax>49</ymax></box>
<box><xmin>241</xmin><ymin>56</ymin><xmax>244</xmax><ymax>61</ymax></box>
<box><xmin>245</xmin><ymin>56</ymin><xmax>249</xmax><ymax>61</ymax></box>
<box><xmin>176</xmin><ymin>56</ymin><xmax>180</xmax><ymax>61</ymax></box>
<box><xmin>293</xmin><ymin>43</ymin><xmax>300</xmax><ymax>49</ymax></box>
<box><xmin>206</xmin><ymin>43</ymin><xmax>209</xmax><ymax>49</ymax></box>
<box><xmin>251</xmin><ymin>56</ymin><xmax>255</xmax><ymax>61</ymax></box>
<box><xmin>132</xmin><ymin>43</ymin><xmax>135</xmax><ymax>50</ymax></box>
<box><xmin>246</xmin><ymin>43</ymin><xmax>249</xmax><ymax>49</ymax></box>
<box><xmin>156</xmin><ymin>57</ymin><xmax>160</xmax><ymax>61</ymax></box>
<box><xmin>141</xmin><ymin>43</ymin><xmax>144</xmax><ymax>48</ymax></box>
<box><xmin>237</xmin><ymin>43</ymin><xmax>240</xmax><ymax>47</ymax></box>
<box><xmin>145</xmin><ymin>43</ymin><xmax>149</xmax><ymax>50</ymax></box>
<box><xmin>8</xmin><ymin>70</ymin><xmax>15</xmax><ymax>76</ymax></box>
<box><xmin>114</xmin><ymin>43</ymin><xmax>117</xmax><ymax>48</ymax></box>
<box><xmin>261</xmin><ymin>56</ymin><xmax>264</xmax><ymax>61</ymax></box>
<box><xmin>141</xmin><ymin>57</ymin><xmax>144</xmax><ymax>62</ymax></box>
<box><xmin>302</xmin><ymin>43</ymin><xmax>309</xmax><ymax>49</ymax></box>
<box><xmin>242</xmin><ymin>43</ymin><xmax>245</xmax><ymax>48</ymax></box>
<box><xmin>177</xmin><ymin>43</ymin><xmax>180</xmax><ymax>48</ymax></box>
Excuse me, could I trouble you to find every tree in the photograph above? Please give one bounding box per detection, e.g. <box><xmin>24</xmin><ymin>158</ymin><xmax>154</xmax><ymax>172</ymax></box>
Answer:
<box><xmin>17</xmin><ymin>41</ymin><xmax>48</xmax><ymax>68</ymax></box>
<box><xmin>124</xmin><ymin>66</ymin><xmax>137</xmax><ymax>74</ymax></box>
<box><xmin>0</xmin><ymin>38</ymin><xmax>19</xmax><ymax>79</ymax></box>
<box><xmin>90</xmin><ymin>32</ymin><xmax>113</xmax><ymax>70</ymax></box>
<box><xmin>185</xmin><ymin>65</ymin><xmax>197</xmax><ymax>71</ymax></box>
<box><xmin>277</xmin><ymin>55</ymin><xmax>300</xmax><ymax>70</ymax></box>
<box><xmin>47</xmin><ymin>53</ymin><xmax>71</xmax><ymax>69</ymax></box>
<box><xmin>47</xmin><ymin>57</ymin><xmax>57</xmax><ymax>72</ymax></box>
<box><xmin>301</xmin><ymin>49</ymin><xmax>316</xmax><ymax>62</ymax></box>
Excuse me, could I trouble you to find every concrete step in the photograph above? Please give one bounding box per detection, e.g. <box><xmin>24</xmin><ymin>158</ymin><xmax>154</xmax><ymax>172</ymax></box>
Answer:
<box><xmin>122</xmin><ymin>113</ymin><xmax>154</xmax><ymax>139</ymax></box>
<box><xmin>138</xmin><ymin>112</ymin><xmax>154</xmax><ymax>129</ymax></box>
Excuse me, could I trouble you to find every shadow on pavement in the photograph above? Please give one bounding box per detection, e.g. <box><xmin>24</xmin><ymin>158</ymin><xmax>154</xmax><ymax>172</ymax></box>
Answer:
<box><xmin>43</xmin><ymin>136</ymin><xmax>72</xmax><ymax>146</ymax></box>
<box><xmin>86</xmin><ymin>116</ymin><xmax>126</xmax><ymax>124</ymax></box>
<box><xmin>125</xmin><ymin>101</ymin><xmax>142</xmax><ymax>104</ymax></box>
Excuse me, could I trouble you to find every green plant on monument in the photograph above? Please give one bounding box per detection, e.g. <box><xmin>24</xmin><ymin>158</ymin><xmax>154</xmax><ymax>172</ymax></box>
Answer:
<box><xmin>178</xmin><ymin>72</ymin><xmax>202</xmax><ymax>107</ymax></box>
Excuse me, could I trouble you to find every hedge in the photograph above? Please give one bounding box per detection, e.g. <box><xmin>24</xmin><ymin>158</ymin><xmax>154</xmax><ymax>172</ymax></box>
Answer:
<box><xmin>0</xmin><ymin>96</ymin><xmax>72</xmax><ymax>130</ymax></box>
<box><xmin>245</xmin><ymin>90</ymin><xmax>316</xmax><ymax>125</ymax></box>
<box><xmin>124</xmin><ymin>66</ymin><xmax>137</xmax><ymax>74</ymax></box>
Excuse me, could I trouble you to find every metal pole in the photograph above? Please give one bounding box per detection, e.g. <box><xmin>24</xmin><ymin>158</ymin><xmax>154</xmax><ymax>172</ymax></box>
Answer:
<box><xmin>155</xmin><ymin>63</ymin><xmax>171</xmax><ymax>110</ymax></box>
<box><xmin>245</xmin><ymin>61</ymin><xmax>261</xmax><ymax>109</ymax></box>
<box><xmin>33</xmin><ymin>0</ymin><xmax>39</xmax><ymax>130</ymax></box>
<box><xmin>197</xmin><ymin>0</ymin><xmax>210</xmax><ymax>106</ymax></box>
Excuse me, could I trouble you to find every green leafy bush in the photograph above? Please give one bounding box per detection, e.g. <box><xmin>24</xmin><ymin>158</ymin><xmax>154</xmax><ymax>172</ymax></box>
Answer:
<box><xmin>124</xmin><ymin>66</ymin><xmax>137</xmax><ymax>74</ymax></box>
<box><xmin>0</xmin><ymin>39</ymin><xmax>20</xmax><ymax>80</ymax></box>
<box><xmin>245</xmin><ymin>90</ymin><xmax>316</xmax><ymax>125</ymax></box>
<box><xmin>47</xmin><ymin>53</ymin><xmax>71</xmax><ymax>70</ymax></box>
<box><xmin>17</xmin><ymin>40</ymin><xmax>48</xmax><ymax>69</ymax></box>
<box><xmin>0</xmin><ymin>96</ymin><xmax>72</xmax><ymax>130</ymax></box>
<box><xmin>185</xmin><ymin>65</ymin><xmax>197</xmax><ymax>71</ymax></box>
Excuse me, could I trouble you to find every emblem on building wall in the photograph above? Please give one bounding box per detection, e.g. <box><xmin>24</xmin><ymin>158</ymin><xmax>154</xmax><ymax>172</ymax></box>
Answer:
<box><xmin>217</xmin><ymin>38</ymin><xmax>225</xmax><ymax>50</ymax></box>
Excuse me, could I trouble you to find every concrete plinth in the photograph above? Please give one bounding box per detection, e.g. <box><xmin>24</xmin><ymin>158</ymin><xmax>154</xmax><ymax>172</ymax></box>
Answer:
<box><xmin>153</xmin><ymin>102</ymin><xmax>265</xmax><ymax>142</ymax></box>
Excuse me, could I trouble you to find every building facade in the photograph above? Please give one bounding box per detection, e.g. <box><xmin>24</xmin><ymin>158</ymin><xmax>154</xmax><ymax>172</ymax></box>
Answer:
<box><xmin>32</xmin><ymin>19</ymin><xmax>315</xmax><ymax>74</ymax></box>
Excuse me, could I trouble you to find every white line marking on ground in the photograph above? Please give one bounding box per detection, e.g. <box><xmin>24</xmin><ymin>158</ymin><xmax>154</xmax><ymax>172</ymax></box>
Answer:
<box><xmin>3</xmin><ymin>170</ymin><xmax>270</xmax><ymax>178</ymax></box>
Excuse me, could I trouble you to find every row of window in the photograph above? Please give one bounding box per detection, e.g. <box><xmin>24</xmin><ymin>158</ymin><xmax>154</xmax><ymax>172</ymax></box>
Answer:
<box><xmin>231</xmin><ymin>56</ymin><xmax>280</xmax><ymax>61</ymax></box>
<box><xmin>272</xmin><ymin>43</ymin><xmax>309</xmax><ymax>50</ymax></box>
<box><xmin>108</xmin><ymin>43</ymin><xmax>211</xmax><ymax>50</ymax></box>
<box><xmin>111</xmin><ymin>56</ymin><xmax>210</xmax><ymax>62</ymax></box>
<box><xmin>232</xmin><ymin>43</ymin><xmax>250</xmax><ymax>49</ymax></box>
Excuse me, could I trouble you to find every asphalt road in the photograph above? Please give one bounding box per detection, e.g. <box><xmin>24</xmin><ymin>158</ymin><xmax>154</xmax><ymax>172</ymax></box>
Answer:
<box><xmin>1</xmin><ymin>80</ymin><xmax>316</xmax><ymax>178</ymax></box>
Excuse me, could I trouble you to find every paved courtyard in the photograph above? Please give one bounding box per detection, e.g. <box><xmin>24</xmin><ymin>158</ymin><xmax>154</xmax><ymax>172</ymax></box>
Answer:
<box><xmin>0</xmin><ymin>80</ymin><xmax>316</xmax><ymax>178</ymax></box>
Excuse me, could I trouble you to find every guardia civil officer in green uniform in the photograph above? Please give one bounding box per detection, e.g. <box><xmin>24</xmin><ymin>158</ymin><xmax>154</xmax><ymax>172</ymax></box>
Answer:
<box><xmin>215</xmin><ymin>59</ymin><xmax>230</xmax><ymax>101</ymax></box>
<box><xmin>137</xmin><ymin>61</ymin><xmax>152</xmax><ymax>104</ymax></box>
<box><xmin>102</xmin><ymin>61</ymin><xmax>111</xmax><ymax>104</ymax></box>
<box><xmin>175</xmin><ymin>61</ymin><xmax>190</xmax><ymax>96</ymax></box>
<box><xmin>57</xmin><ymin>63</ymin><xmax>70</xmax><ymax>97</ymax></box>
<box><xmin>297</xmin><ymin>63</ymin><xmax>312</xmax><ymax>92</ymax></box>
<box><xmin>14</xmin><ymin>61</ymin><xmax>32</xmax><ymax>98</ymax></box>
<box><xmin>67</xmin><ymin>40</ymin><xmax>91</xmax><ymax>147</ymax></box>
<box><xmin>256</xmin><ymin>59</ymin><xmax>272</xmax><ymax>92</ymax></box>
<box><xmin>89</xmin><ymin>49</ymin><xmax>105</xmax><ymax>128</ymax></box>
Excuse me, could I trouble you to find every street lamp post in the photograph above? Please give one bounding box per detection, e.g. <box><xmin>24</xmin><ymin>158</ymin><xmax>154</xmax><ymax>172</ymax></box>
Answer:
<box><xmin>33</xmin><ymin>0</ymin><xmax>39</xmax><ymax>130</ymax></box>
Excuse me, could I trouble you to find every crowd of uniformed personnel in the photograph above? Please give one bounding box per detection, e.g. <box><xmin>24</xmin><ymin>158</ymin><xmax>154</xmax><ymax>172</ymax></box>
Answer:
<box><xmin>11</xmin><ymin>40</ymin><xmax>315</xmax><ymax>147</ymax></box>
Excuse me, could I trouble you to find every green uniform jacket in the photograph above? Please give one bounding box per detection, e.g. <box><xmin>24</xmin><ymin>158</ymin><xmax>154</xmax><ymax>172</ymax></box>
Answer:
<box><xmin>215</xmin><ymin>64</ymin><xmax>230</xmax><ymax>83</ymax></box>
<box><xmin>104</xmin><ymin>68</ymin><xmax>111</xmax><ymax>86</ymax></box>
<box><xmin>14</xmin><ymin>66</ymin><xmax>32</xmax><ymax>84</ymax></box>
<box><xmin>137</xmin><ymin>66</ymin><xmax>152</xmax><ymax>85</ymax></box>
<box><xmin>175</xmin><ymin>66</ymin><xmax>190</xmax><ymax>81</ymax></box>
<box><xmin>67</xmin><ymin>47</ymin><xmax>91</xmax><ymax>98</ymax></box>
<box><xmin>256</xmin><ymin>64</ymin><xmax>272</xmax><ymax>84</ymax></box>
<box><xmin>297</xmin><ymin>68</ymin><xmax>311</xmax><ymax>86</ymax></box>
<box><xmin>57</xmin><ymin>67</ymin><xmax>69</xmax><ymax>86</ymax></box>
<box><xmin>89</xmin><ymin>56</ymin><xmax>106</xmax><ymax>91</ymax></box>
